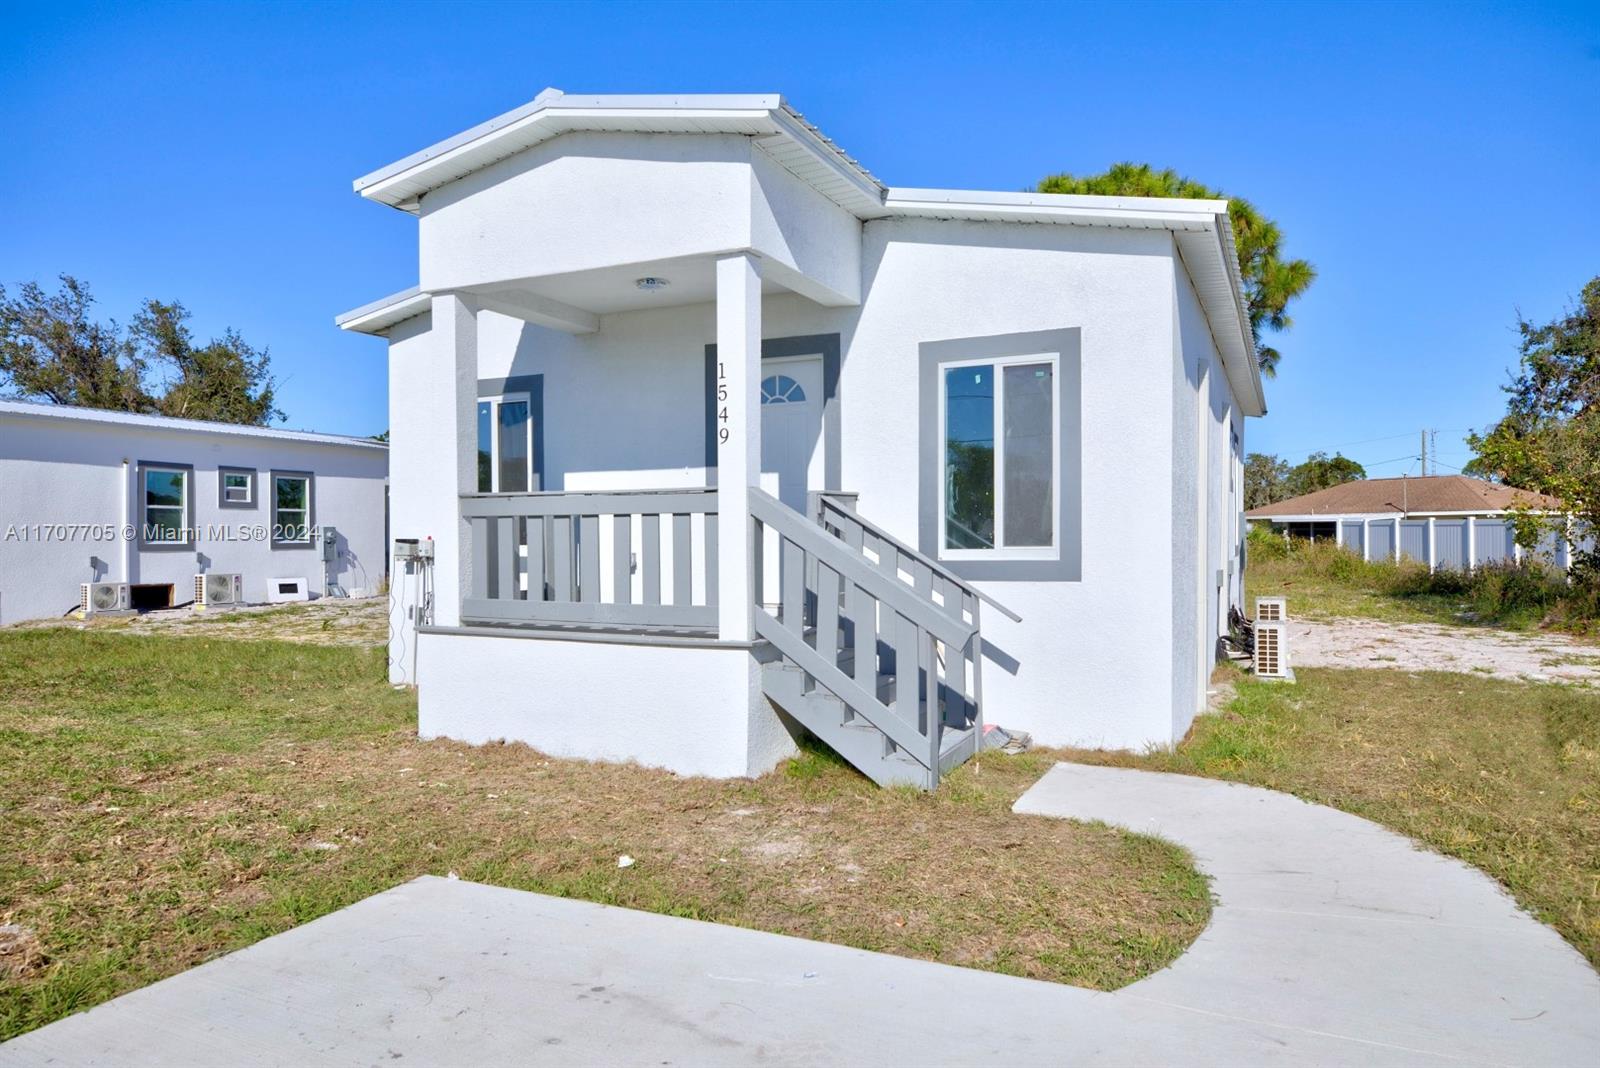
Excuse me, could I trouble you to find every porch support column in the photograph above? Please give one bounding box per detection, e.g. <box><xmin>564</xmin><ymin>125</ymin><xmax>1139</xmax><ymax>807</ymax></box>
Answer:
<box><xmin>431</xmin><ymin>292</ymin><xmax>479</xmax><ymax>629</ymax></box>
<box><xmin>715</xmin><ymin>253</ymin><xmax>761</xmax><ymax>642</ymax></box>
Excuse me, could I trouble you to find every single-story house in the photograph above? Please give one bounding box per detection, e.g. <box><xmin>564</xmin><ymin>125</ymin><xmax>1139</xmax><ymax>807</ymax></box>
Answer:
<box><xmin>338</xmin><ymin>89</ymin><xmax>1261</xmax><ymax>787</ymax></box>
<box><xmin>0</xmin><ymin>399</ymin><xmax>389</xmax><ymax>624</ymax></box>
<box><xmin>1245</xmin><ymin>473</ymin><xmax>1577</xmax><ymax>570</ymax></box>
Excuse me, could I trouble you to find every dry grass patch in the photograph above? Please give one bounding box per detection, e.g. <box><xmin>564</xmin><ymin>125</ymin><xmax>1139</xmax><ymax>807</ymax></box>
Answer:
<box><xmin>0</xmin><ymin>629</ymin><xmax>1209</xmax><ymax>1040</ymax></box>
<box><xmin>1061</xmin><ymin>666</ymin><xmax>1600</xmax><ymax>969</ymax></box>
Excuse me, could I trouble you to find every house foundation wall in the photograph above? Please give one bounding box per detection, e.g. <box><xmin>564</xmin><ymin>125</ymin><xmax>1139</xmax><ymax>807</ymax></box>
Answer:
<box><xmin>415</xmin><ymin>629</ymin><xmax>798</xmax><ymax>778</ymax></box>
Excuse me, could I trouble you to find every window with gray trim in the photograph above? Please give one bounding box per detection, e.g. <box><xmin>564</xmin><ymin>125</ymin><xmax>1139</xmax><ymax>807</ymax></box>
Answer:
<box><xmin>474</xmin><ymin>374</ymin><xmax>544</xmax><ymax>493</ymax></box>
<box><xmin>270</xmin><ymin>471</ymin><xmax>314</xmax><ymax>548</ymax></box>
<box><xmin>141</xmin><ymin>465</ymin><xmax>190</xmax><ymax>546</ymax></box>
<box><xmin>919</xmin><ymin>329</ymin><xmax>1082</xmax><ymax>582</ymax></box>
<box><xmin>218</xmin><ymin>466</ymin><xmax>256</xmax><ymax>508</ymax></box>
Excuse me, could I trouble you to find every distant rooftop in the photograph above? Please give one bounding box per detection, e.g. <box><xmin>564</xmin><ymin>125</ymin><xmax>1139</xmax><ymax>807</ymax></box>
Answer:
<box><xmin>1246</xmin><ymin>474</ymin><xmax>1563</xmax><ymax>518</ymax></box>
<box><xmin>0</xmin><ymin>398</ymin><xmax>387</xmax><ymax>451</ymax></box>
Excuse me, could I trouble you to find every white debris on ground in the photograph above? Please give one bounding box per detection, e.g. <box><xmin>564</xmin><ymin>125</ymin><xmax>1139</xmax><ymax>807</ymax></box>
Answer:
<box><xmin>1291</xmin><ymin>618</ymin><xmax>1600</xmax><ymax>686</ymax></box>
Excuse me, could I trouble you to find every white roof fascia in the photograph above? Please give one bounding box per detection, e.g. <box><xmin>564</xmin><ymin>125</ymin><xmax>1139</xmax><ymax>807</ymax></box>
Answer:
<box><xmin>885</xmin><ymin>188</ymin><xmax>1229</xmax><ymax>227</ymax></box>
<box><xmin>335</xmin><ymin>286</ymin><xmax>432</xmax><ymax>335</ymax></box>
<box><xmin>353</xmin><ymin>89</ymin><xmax>885</xmax><ymax>218</ymax></box>
<box><xmin>0</xmin><ymin>399</ymin><xmax>386</xmax><ymax>451</ymax></box>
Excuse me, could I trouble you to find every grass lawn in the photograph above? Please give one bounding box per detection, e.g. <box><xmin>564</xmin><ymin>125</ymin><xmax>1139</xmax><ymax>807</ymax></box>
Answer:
<box><xmin>1246</xmin><ymin>547</ymin><xmax>1469</xmax><ymax>625</ymax></box>
<box><xmin>0</xmin><ymin>629</ymin><xmax>1210</xmax><ymax>1041</ymax></box>
<box><xmin>1066</xmin><ymin>666</ymin><xmax>1600</xmax><ymax>970</ymax></box>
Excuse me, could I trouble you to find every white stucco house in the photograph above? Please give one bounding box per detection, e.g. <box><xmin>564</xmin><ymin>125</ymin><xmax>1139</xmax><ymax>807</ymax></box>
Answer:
<box><xmin>340</xmin><ymin>89</ymin><xmax>1261</xmax><ymax>788</ymax></box>
<box><xmin>0</xmin><ymin>399</ymin><xmax>389</xmax><ymax>624</ymax></box>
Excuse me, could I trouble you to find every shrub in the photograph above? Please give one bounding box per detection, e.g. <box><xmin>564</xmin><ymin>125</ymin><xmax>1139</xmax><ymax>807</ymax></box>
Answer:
<box><xmin>1245</xmin><ymin>523</ymin><xmax>1288</xmax><ymax>561</ymax></box>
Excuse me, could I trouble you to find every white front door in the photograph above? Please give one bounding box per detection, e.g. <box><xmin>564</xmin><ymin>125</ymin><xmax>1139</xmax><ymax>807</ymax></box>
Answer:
<box><xmin>760</xmin><ymin>357</ymin><xmax>824</xmax><ymax>513</ymax></box>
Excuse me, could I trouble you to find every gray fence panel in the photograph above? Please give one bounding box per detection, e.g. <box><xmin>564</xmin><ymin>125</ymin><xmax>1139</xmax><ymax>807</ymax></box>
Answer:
<box><xmin>1474</xmin><ymin>519</ymin><xmax>1515</xmax><ymax>565</ymax></box>
<box><xmin>1367</xmin><ymin>519</ymin><xmax>1396</xmax><ymax>561</ymax></box>
<box><xmin>1340</xmin><ymin>521</ymin><xmax>1365</xmax><ymax>556</ymax></box>
<box><xmin>1434</xmin><ymin>519</ymin><xmax>1468</xmax><ymax>570</ymax></box>
<box><xmin>1399</xmin><ymin>520</ymin><xmax>1428</xmax><ymax>563</ymax></box>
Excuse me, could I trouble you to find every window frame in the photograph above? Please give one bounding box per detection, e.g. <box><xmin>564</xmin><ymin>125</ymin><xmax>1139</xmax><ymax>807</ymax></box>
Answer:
<box><xmin>269</xmin><ymin>470</ymin><xmax>315</xmax><ymax>550</ymax></box>
<box><xmin>477</xmin><ymin>390</ymin><xmax>537</xmax><ymax>494</ymax></box>
<box><xmin>918</xmin><ymin>328</ymin><xmax>1081</xmax><ymax>583</ymax></box>
<box><xmin>218</xmin><ymin>466</ymin><xmax>256</xmax><ymax>509</ymax></box>
<box><xmin>936</xmin><ymin>351</ymin><xmax>1062</xmax><ymax>562</ymax></box>
<box><xmin>137</xmin><ymin>461</ymin><xmax>195</xmax><ymax>551</ymax></box>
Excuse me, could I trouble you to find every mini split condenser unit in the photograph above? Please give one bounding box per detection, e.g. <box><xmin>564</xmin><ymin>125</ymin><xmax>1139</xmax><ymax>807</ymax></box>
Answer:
<box><xmin>80</xmin><ymin>582</ymin><xmax>131</xmax><ymax>615</ymax></box>
<box><xmin>1251</xmin><ymin>596</ymin><xmax>1292</xmax><ymax>679</ymax></box>
<box><xmin>194</xmin><ymin>573</ymin><xmax>245</xmax><ymax>609</ymax></box>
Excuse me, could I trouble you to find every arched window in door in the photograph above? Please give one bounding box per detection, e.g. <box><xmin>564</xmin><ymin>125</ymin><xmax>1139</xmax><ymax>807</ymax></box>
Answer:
<box><xmin>760</xmin><ymin>374</ymin><xmax>807</xmax><ymax>405</ymax></box>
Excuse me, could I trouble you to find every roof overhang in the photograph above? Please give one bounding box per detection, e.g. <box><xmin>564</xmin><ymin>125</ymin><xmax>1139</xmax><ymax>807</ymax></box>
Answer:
<box><xmin>335</xmin><ymin>286</ymin><xmax>432</xmax><ymax>336</ymax></box>
<box><xmin>885</xmin><ymin>190</ymin><xmax>1264</xmax><ymax>416</ymax></box>
<box><xmin>353</xmin><ymin>89</ymin><xmax>886</xmax><ymax>219</ymax></box>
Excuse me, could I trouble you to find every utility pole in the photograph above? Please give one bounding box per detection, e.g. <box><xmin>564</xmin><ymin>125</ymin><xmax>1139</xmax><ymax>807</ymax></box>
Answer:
<box><xmin>1421</xmin><ymin>429</ymin><xmax>1428</xmax><ymax>476</ymax></box>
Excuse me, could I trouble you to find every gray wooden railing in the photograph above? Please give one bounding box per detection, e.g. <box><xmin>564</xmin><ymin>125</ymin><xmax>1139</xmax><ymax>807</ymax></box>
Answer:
<box><xmin>751</xmin><ymin>488</ymin><xmax>981</xmax><ymax>787</ymax></box>
<box><xmin>461</xmin><ymin>488</ymin><xmax>717</xmax><ymax>629</ymax></box>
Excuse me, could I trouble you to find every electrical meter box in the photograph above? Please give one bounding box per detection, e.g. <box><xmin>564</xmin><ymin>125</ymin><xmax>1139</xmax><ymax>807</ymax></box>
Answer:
<box><xmin>320</xmin><ymin>526</ymin><xmax>339</xmax><ymax>562</ymax></box>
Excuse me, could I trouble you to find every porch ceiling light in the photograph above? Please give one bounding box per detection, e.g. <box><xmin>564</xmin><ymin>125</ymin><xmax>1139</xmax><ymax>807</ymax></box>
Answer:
<box><xmin>634</xmin><ymin>276</ymin><xmax>671</xmax><ymax>292</ymax></box>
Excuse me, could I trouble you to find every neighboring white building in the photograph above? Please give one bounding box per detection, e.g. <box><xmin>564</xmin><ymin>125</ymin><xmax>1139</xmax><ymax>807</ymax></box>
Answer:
<box><xmin>0</xmin><ymin>399</ymin><xmax>389</xmax><ymax>624</ymax></box>
<box><xmin>340</xmin><ymin>89</ymin><xmax>1262</xmax><ymax>786</ymax></box>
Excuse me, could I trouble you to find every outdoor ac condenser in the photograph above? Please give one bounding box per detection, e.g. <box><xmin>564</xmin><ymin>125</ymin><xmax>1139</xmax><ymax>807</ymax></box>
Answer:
<box><xmin>1254</xmin><ymin>596</ymin><xmax>1287</xmax><ymax>622</ymax></box>
<box><xmin>1253</xmin><ymin>619</ymin><xmax>1291</xmax><ymax>679</ymax></box>
<box><xmin>80</xmin><ymin>581</ymin><xmax>131</xmax><ymax>616</ymax></box>
<box><xmin>194</xmin><ymin>573</ymin><xmax>245</xmax><ymax>608</ymax></box>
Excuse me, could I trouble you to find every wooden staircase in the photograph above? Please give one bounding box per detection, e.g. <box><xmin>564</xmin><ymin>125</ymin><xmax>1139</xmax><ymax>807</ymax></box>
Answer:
<box><xmin>748</xmin><ymin>490</ymin><xmax>1019</xmax><ymax>790</ymax></box>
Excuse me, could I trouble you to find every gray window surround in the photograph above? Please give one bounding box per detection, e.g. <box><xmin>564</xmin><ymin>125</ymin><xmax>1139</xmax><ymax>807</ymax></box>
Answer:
<box><xmin>269</xmin><ymin>470</ymin><xmax>316</xmax><ymax>551</ymax></box>
<box><xmin>477</xmin><ymin>374</ymin><xmax>545</xmax><ymax>492</ymax></box>
<box><xmin>136</xmin><ymin>461</ymin><xmax>196</xmax><ymax>552</ymax></box>
<box><xmin>919</xmin><ymin>328</ymin><xmax>1082</xmax><ymax>582</ymax></box>
<box><xmin>703</xmin><ymin>333</ymin><xmax>842</xmax><ymax>492</ymax></box>
<box><xmin>218</xmin><ymin>466</ymin><xmax>257</xmax><ymax>510</ymax></box>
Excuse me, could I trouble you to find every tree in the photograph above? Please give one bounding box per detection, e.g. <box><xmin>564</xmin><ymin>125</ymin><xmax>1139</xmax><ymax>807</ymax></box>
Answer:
<box><xmin>0</xmin><ymin>275</ymin><xmax>281</xmax><ymax>426</ymax></box>
<box><xmin>0</xmin><ymin>276</ymin><xmax>148</xmax><ymax>411</ymax></box>
<box><xmin>1468</xmin><ymin>276</ymin><xmax>1600</xmax><ymax>573</ymax></box>
<box><xmin>1244</xmin><ymin>452</ymin><xmax>1290</xmax><ymax>509</ymax></box>
<box><xmin>1283</xmin><ymin>451</ymin><xmax>1365</xmax><ymax>498</ymax></box>
<box><xmin>1036</xmin><ymin>163</ymin><xmax>1315</xmax><ymax>377</ymax></box>
<box><xmin>133</xmin><ymin>300</ymin><xmax>281</xmax><ymax>425</ymax></box>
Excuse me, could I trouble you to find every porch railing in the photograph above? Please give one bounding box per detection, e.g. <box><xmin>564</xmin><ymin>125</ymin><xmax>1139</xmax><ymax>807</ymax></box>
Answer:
<box><xmin>751</xmin><ymin>487</ymin><xmax>981</xmax><ymax>786</ymax></box>
<box><xmin>461</xmin><ymin>488</ymin><xmax>718</xmax><ymax>629</ymax></box>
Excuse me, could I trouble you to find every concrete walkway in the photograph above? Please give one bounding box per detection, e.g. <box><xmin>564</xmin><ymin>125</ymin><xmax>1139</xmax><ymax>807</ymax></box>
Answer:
<box><xmin>1015</xmin><ymin>763</ymin><xmax>1600</xmax><ymax>1066</ymax></box>
<box><xmin>3</xmin><ymin>766</ymin><xmax>1596</xmax><ymax>1066</ymax></box>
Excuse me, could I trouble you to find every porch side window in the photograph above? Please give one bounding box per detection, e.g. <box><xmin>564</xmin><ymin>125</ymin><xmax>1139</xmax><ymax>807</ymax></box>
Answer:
<box><xmin>939</xmin><ymin>354</ymin><xmax>1057</xmax><ymax>558</ymax></box>
<box><xmin>143</xmin><ymin>467</ymin><xmax>188</xmax><ymax>544</ymax></box>
<box><xmin>477</xmin><ymin>393</ymin><xmax>534</xmax><ymax>493</ymax></box>
<box><xmin>271</xmin><ymin>472</ymin><xmax>314</xmax><ymax>548</ymax></box>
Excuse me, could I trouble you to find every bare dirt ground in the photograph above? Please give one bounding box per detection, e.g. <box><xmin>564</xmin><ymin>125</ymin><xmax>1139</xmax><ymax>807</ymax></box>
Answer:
<box><xmin>1291</xmin><ymin>617</ymin><xmax>1600</xmax><ymax>685</ymax></box>
<box><xmin>8</xmin><ymin>595</ymin><xmax>387</xmax><ymax>647</ymax></box>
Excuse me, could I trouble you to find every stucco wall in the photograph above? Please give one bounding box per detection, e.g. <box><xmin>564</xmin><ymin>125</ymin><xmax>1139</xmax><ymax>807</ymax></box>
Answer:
<box><xmin>405</xmin><ymin>217</ymin><xmax>1199</xmax><ymax>749</ymax></box>
<box><xmin>1170</xmin><ymin>251</ymin><xmax>1244</xmax><ymax>738</ymax></box>
<box><xmin>417</xmin><ymin>631</ymin><xmax>797</xmax><ymax>778</ymax></box>
<box><xmin>0</xmin><ymin>411</ymin><xmax>388</xmax><ymax>625</ymax></box>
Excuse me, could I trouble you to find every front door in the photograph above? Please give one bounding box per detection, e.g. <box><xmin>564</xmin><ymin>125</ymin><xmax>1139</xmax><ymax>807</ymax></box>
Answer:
<box><xmin>759</xmin><ymin>356</ymin><xmax>825</xmax><ymax>513</ymax></box>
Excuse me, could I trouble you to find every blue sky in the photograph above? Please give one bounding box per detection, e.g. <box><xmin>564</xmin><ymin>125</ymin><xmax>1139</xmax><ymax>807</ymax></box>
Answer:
<box><xmin>3</xmin><ymin>1</ymin><xmax>1596</xmax><ymax>473</ymax></box>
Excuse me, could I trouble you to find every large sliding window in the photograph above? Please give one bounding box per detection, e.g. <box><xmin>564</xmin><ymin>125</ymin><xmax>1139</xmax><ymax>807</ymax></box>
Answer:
<box><xmin>939</xmin><ymin>354</ymin><xmax>1058</xmax><ymax>559</ymax></box>
<box><xmin>477</xmin><ymin>393</ymin><xmax>534</xmax><ymax>494</ymax></box>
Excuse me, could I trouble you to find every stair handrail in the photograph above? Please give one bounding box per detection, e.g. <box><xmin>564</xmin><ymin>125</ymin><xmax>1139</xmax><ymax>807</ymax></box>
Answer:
<box><xmin>813</xmin><ymin>492</ymin><xmax>1022</xmax><ymax>623</ymax></box>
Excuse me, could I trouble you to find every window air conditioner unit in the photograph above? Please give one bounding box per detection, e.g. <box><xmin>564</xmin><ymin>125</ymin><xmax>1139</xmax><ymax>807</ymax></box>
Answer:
<box><xmin>80</xmin><ymin>581</ymin><xmax>131</xmax><ymax>616</ymax></box>
<box><xmin>1254</xmin><ymin>596</ymin><xmax>1287</xmax><ymax>622</ymax></box>
<box><xmin>1252</xmin><ymin>619</ymin><xmax>1292</xmax><ymax>680</ymax></box>
<box><xmin>195</xmin><ymin>573</ymin><xmax>245</xmax><ymax>609</ymax></box>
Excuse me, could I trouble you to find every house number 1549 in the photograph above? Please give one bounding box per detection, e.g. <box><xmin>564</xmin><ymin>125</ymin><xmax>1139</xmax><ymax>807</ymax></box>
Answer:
<box><xmin>717</xmin><ymin>361</ymin><xmax>730</xmax><ymax>445</ymax></box>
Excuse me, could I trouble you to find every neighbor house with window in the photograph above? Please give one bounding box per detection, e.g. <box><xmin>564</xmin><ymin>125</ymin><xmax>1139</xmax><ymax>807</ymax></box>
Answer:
<box><xmin>339</xmin><ymin>89</ymin><xmax>1259</xmax><ymax>787</ymax></box>
<box><xmin>0</xmin><ymin>399</ymin><xmax>389</xmax><ymax>624</ymax></box>
<box><xmin>1246</xmin><ymin>474</ymin><xmax>1581</xmax><ymax>571</ymax></box>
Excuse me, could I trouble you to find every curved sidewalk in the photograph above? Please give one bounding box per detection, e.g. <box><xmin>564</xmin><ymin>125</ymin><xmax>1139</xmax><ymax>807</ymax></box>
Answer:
<box><xmin>1014</xmin><ymin>763</ymin><xmax>1600</xmax><ymax>1066</ymax></box>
